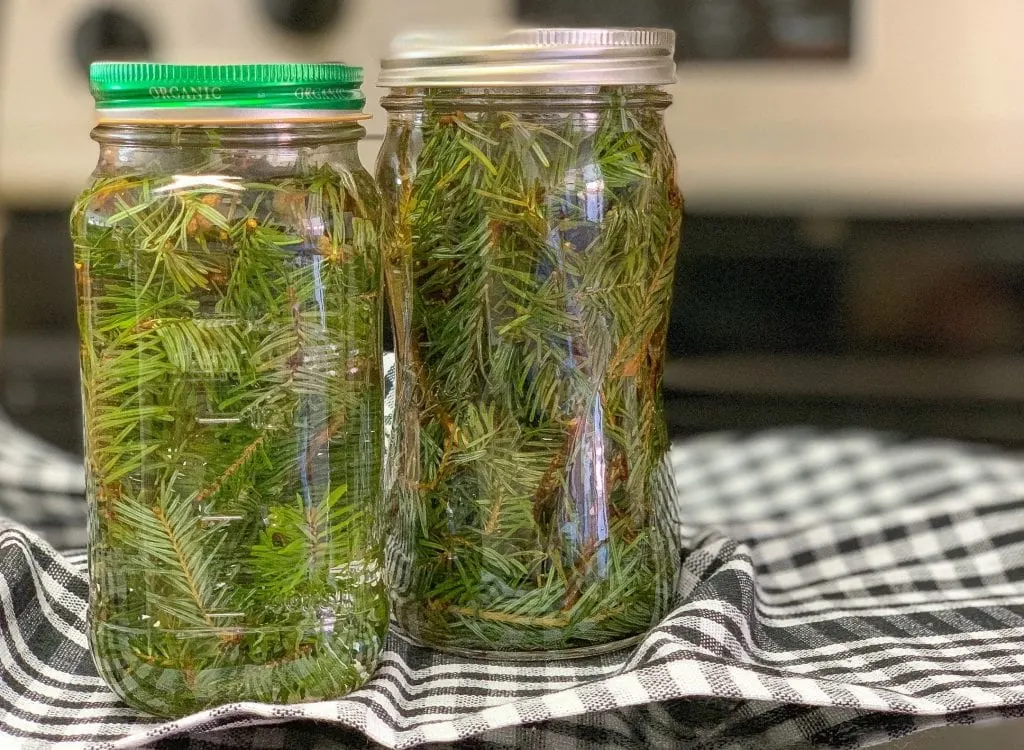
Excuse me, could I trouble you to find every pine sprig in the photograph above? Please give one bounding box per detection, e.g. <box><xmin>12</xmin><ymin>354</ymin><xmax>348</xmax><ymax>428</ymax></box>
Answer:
<box><xmin>112</xmin><ymin>479</ymin><xmax>228</xmax><ymax>628</ymax></box>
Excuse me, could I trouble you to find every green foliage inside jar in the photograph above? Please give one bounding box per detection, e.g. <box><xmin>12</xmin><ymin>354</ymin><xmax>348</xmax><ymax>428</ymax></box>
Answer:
<box><xmin>384</xmin><ymin>89</ymin><xmax>683</xmax><ymax>655</ymax></box>
<box><xmin>73</xmin><ymin>147</ymin><xmax>386</xmax><ymax>716</ymax></box>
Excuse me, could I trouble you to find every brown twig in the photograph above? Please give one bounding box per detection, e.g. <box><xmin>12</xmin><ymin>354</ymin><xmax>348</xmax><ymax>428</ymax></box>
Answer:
<box><xmin>607</xmin><ymin>198</ymin><xmax>681</xmax><ymax>379</ymax></box>
<box><xmin>417</xmin><ymin>412</ymin><xmax>458</xmax><ymax>493</ymax></box>
<box><xmin>194</xmin><ymin>433</ymin><xmax>266</xmax><ymax>504</ymax></box>
<box><xmin>446</xmin><ymin>605</ymin><xmax>569</xmax><ymax>629</ymax></box>
<box><xmin>530</xmin><ymin>416</ymin><xmax>582</xmax><ymax>528</ymax></box>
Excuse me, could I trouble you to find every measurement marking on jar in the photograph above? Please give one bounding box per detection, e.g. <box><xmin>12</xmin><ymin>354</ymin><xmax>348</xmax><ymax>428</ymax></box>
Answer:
<box><xmin>196</xmin><ymin>417</ymin><xmax>243</xmax><ymax>425</ymax></box>
<box><xmin>199</xmin><ymin>515</ymin><xmax>244</xmax><ymax>524</ymax></box>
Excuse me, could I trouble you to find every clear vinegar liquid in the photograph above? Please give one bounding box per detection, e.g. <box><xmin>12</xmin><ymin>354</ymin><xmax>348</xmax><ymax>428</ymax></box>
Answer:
<box><xmin>87</xmin><ymin>392</ymin><xmax>387</xmax><ymax>716</ymax></box>
<box><xmin>76</xmin><ymin>170</ymin><xmax>386</xmax><ymax>716</ymax></box>
<box><xmin>379</xmin><ymin>93</ymin><xmax>683</xmax><ymax>658</ymax></box>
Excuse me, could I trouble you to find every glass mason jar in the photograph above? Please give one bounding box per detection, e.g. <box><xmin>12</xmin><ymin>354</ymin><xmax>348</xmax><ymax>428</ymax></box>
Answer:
<box><xmin>377</xmin><ymin>29</ymin><xmax>683</xmax><ymax>658</ymax></box>
<box><xmin>72</xmin><ymin>63</ymin><xmax>386</xmax><ymax>716</ymax></box>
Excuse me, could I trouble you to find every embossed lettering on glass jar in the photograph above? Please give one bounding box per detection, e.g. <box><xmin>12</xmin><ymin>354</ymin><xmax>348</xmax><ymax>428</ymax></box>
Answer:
<box><xmin>377</xmin><ymin>29</ymin><xmax>684</xmax><ymax>659</ymax></box>
<box><xmin>72</xmin><ymin>63</ymin><xmax>386</xmax><ymax>716</ymax></box>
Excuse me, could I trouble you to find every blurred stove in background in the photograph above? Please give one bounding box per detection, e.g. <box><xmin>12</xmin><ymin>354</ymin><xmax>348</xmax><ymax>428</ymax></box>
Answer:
<box><xmin>2</xmin><ymin>0</ymin><xmax>1024</xmax><ymax>450</ymax></box>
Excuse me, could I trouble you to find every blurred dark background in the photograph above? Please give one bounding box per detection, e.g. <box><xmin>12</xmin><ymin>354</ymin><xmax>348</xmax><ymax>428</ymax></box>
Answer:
<box><xmin>2</xmin><ymin>0</ymin><xmax>1024</xmax><ymax>453</ymax></box>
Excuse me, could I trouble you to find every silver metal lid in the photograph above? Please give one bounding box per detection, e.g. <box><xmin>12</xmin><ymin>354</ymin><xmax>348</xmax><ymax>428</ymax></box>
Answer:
<box><xmin>378</xmin><ymin>28</ymin><xmax>676</xmax><ymax>88</ymax></box>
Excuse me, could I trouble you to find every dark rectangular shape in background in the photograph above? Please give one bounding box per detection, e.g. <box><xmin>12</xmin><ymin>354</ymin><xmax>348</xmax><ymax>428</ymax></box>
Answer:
<box><xmin>517</xmin><ymin>0</ymin><xmax>854</xmax><ymax>62</ymax></box>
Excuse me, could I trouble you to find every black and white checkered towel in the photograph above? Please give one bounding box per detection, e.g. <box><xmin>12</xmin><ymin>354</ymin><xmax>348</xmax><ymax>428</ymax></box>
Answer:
<box><xmin>3</xmin><ymin>413</ymin><xmax>1024</xmax><ymax>748</ymax></box>
<box><xmin>0</xmin><ymin>415</ymin><xmax>87</xmax><ymax>550</ymax></box>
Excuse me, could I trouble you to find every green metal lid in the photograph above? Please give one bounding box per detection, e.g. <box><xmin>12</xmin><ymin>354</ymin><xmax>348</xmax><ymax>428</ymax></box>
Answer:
<box><xmin>89</xmin><ymin>62</ymin><xmax>365</xmax><ymax>117</ymax></box>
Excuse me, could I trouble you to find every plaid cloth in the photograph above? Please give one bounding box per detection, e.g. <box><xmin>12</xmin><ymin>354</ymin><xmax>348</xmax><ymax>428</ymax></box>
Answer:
<box><xmin>0</xmin><ymin>416</ymin><xmax>86</xmax><ymax>550</ymax></box>
<box><xmin>2</xmin><ymin>399</ymin><xmax>1024</xmax><ymax>747</ymax></box>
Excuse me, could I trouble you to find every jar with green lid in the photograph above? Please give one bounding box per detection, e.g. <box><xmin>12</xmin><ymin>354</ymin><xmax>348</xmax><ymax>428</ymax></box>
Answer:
<box><xmin>377</xmin><ymin>29</ymin><xmax>683</xmax><ymax>658</ymax></box>
<box><xmin>72</xmin><ymin>63</ymin><xmax>386</xmax><ymax>715</ymax></box>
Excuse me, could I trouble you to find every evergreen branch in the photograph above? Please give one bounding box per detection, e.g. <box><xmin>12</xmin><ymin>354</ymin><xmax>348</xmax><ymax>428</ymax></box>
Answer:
<box><xmin>151</xmin><ymin>505</ymin><xmax>215</xmax><ymax>627</ymax></box>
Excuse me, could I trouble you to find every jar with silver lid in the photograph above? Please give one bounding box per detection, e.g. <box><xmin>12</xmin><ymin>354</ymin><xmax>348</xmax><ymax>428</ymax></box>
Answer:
<box><xmin>377</xmin><ymin>28</ymin><xmax>683</xmax><ymax>658</ymax></box>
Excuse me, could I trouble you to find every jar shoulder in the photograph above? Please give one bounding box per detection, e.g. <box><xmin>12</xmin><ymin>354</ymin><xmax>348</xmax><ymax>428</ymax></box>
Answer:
<box><xmin>377</xmin><ymin>104</ymin><xmax>674</xmax><ymax>171</ymax></box>
<box><xmin>73</xmin><ymin>150</ymin><xmax>381</xmax><ymax>228</ymax></box>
